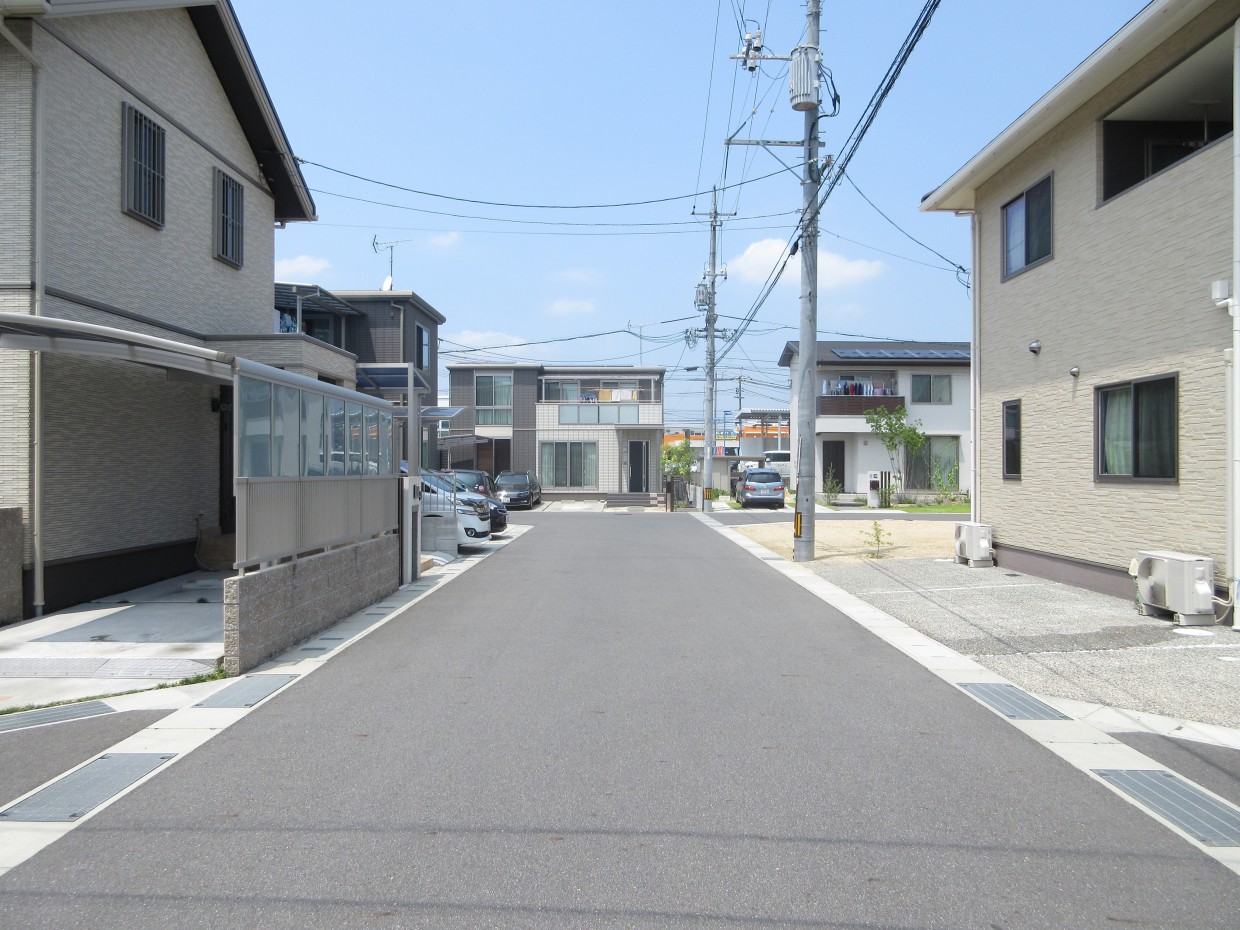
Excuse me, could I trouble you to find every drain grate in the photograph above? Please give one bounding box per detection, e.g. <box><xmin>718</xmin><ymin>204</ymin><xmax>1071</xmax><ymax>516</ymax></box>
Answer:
<box><xmin>959</xmin><ymin>683</ymin><xmax>1070</xmax><ymax>720</ymax></box>
<box><xmin>194</xmin><ymin>674</ymin><xmax>297</xmax><ymax>708</ymax></box>
<box><xmin>0</xmin><ymin>753</ymin><xmax>174</xmax><ymax>822</ymax></box>
<box><xmin>1095</xmin><ymin>769</ymin><xmax>1240</xmax><ymax>846</ymax></box>
<box><xmin>0</xmin><ymin>700</ymin><xmax>113</xmax><ymax>733</ymax></box>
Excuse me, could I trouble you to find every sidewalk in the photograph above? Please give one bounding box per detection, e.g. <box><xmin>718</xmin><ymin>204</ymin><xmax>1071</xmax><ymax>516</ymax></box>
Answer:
<box><xmin>727</xmin><ymin>514</ymin><xmax>1240</xmax><ymax>742</ymax></box>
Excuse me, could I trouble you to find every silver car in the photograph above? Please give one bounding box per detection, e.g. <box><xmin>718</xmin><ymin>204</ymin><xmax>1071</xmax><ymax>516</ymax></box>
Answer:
<box><xmin>736</xmin><ymin>468</ymin><xmax>786</xmax><ymax>509</ymax></box>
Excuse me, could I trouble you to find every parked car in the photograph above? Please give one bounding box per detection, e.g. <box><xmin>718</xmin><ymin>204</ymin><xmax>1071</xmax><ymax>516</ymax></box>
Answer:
<box><xmin>735</xmin><ymin>468</ymin><xmax>786</xmax><ymax>509</ymax></box>
<box><xmin>495</xmin><ymin>470</ymin><xmax>542</xmax><ymax>509</ymax></box>
<box><xmin>438</xmin><ymin>470</ymin><xmax>507</xmax><ymax>533</ymax></box>
<box><xmin>443</xmin><ymin>468</ymin><xmax>496</xmax><ymax>498</ymax></box>
<box><xmin>418</xmin><ymin>469</ymin><xmax>491</xmax><ymax>547</ymax></box>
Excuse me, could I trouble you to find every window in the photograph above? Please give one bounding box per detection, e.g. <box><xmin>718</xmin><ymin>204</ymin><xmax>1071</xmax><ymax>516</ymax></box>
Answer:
<box><xmin>905</xmin><ymin>436</ymin><xmax>960</xmax><ymax>491</ymax></box>
<box><xmin>1101</xmin><ymin>30</ymin><xmax>1233</xmax><ymax>201</ymax></box>
<box><xmin>475</xmin><ymin>373</ymin><xmax>513</xmax><ymax>425</ymax></box>
<box><xmin>213</xmin><ymin>168</ymin><xmax>244</xmax><ymax>267</ymax></box>
<box><xmin>822</xmin><ymin>370</ymin><xmax>897</xmax><ymax>396</ymax></box>
<box><xmin>1002</xmin><ymin>175</ymin><xmax>1052</xmax><ymax>276</ymax></box>
<box><xmin>1097</xmin><ymin>375</ymin><xmax>1177</xmax><ymax>481</ymax></box>
<box><xmin>911</xmin><ymin>373</ymin><xmax>952</xmax><ymax>404</ymax></box>
<box><xmin>122</xmin><ymin>104</ymin><xmax>165</xmax><ymax>227</ymax></box>
<box><xmin>415</xmin><ymin>325</ymin><xmax>430</xmax><ymax>370</ymax></box>
<box><xmin>1002</xmin><ymin>401</ymin><xmax>1021</xmax><ymax>478</ymax></box>
<box><xmin>540</xmin><ymin>441</ymin><xmax>597</xmax><ymax>488</ymax></box>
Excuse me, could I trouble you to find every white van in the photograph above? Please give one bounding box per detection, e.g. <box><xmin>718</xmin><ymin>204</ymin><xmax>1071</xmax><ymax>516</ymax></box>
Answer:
<box><xmin>763</xmin><ymin>450</ymin><xmax>792</xmax><ymax>483</ymax></box>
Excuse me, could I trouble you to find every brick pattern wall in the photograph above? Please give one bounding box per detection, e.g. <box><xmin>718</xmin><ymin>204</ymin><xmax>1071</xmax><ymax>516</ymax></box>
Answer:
<box><xmin>0</xmin><ymin>349</ymin><xmax>32</xmax><ymax>550</ymax></box>
<box><xmin>0</xmin><ymin>19</ymin><xmax>33</xmax><ymax>284</ymax></box>
<box><xmin>41</xmin><ymin>353</ymin><xmax>219</xmax><ymax>563</ymax></box>
<box><xmin>972</xmin><ymin>7</ymin><xmax>1235</xmax><ymax>577</ymax></box>
<box><xmin>224</xmin><ymin>534</ymin><xmax>399</xmax><ymax>675</ymax></box>
<box><xmin>36</xmin><ymin>10</ymin><xmax>276</xmax><ymax>336</ymax></box>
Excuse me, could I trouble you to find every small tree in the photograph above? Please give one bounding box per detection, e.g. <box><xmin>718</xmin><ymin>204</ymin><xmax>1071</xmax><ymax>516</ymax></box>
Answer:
<box><xmin>661</xmin><ymin>438</ymin><xmax>694</xmax><ymax>483</ymax></box>
<box><xmin>863</xmin><ymin>405</ymin><xmax>926</xmax><ymax>507</ymax></box>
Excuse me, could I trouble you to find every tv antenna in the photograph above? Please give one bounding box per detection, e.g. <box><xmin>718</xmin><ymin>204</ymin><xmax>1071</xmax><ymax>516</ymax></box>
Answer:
<box><xmin>372</xmin><ymin>236</ymin><xmax>399</xmax><ymax>290</ymax></box>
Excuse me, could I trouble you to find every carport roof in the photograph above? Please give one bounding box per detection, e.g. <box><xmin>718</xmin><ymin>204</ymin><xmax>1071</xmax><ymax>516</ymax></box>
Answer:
<box><xmin>0</xmin><ymin>312</ymin><xmax>392</xmax><ymax>407</ymax></box>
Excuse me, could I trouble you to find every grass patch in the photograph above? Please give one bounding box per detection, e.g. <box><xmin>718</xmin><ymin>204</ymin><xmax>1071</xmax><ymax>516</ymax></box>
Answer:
<box><xmin>888</xmin><ymin>503</ymin><xmax>970</xmax><ymax>514</ymax></box>
<box><xmin>0</xmin><ymin>664</ymin><xmax>230</xmax><ymax>717</ymax></box>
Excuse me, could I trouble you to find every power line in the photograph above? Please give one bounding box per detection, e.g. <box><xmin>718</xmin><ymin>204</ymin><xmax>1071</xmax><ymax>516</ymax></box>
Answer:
<box><xmin>842</xmin><ymin>171</ymin><xmax>968</xmax><ymax>284</ymax></box>
<box><xmin>298</xmin><ymin>157</ymin><xmax>791</xmax><ymax>211</ymax></box>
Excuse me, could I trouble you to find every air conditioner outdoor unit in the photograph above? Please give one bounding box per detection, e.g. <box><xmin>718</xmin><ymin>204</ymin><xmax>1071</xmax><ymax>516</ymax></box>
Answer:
<box><xmin>1135</xmin><ymin>550</ymin><xmax>1215</xmax><ymax>626</ymax></box>
<box><xmin>954</xmin><ymin>522</ymin><xmax>993</xmax><ymax>568</ymax></box>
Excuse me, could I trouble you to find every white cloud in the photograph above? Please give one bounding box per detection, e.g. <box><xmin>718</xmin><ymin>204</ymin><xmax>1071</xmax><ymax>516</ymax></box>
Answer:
<box><xmin>429</xmin><ymin>231</ymin><xmax>461</xmax><ymax>248</ymax></box>
<box><xmin>728</xmin><ymin>238</ymin><xmax>884</xmax><ymax>290</ymax></box>
<box><xmin>551</xmin><ymin>268</ymin><xmax>602</xmax><ymax>285</ymax></box>
<box><xmin>818</xmin><ymin>251</ymin><xmax>884</xmax><ymax>289</ymax></box>
<box><xmin>274</xmin><ymin>255</ymin><xmax>331</xmax><ymax>281</ymax></box>
<box><xmin>547</xmin><ymin>298</ymin><xmax>596</xmax><ymax>316</ymax></box>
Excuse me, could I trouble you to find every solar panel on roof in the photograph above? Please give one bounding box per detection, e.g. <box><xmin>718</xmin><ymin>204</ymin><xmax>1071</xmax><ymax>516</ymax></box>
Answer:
<box><xmin>830</xmin><ymin>346</ymin><xmax>969</xmax><ymax>361</ymax></box>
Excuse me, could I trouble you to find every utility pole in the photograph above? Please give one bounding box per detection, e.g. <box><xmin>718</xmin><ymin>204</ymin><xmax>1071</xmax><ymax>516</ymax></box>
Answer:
<box><xmin>688</xmin><ymin>188</ymin><xmax>732</xmax><ymax>512</ymax></box>
<box><xmin>728</xmin><ymin>1</ymin><xmax>823</xmax><ymax>558</ymax></box>
<box><xmin>792</xmin><ymin>0</ymin><xmax>822</xmax><ymax>562</ymax></box>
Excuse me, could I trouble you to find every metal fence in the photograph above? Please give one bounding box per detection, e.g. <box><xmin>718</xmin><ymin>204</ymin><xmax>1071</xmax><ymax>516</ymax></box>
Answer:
<box><xmin>234</xmin><ymin>475</ymin><xmax>399</xmax><ymax>568</ymax></box>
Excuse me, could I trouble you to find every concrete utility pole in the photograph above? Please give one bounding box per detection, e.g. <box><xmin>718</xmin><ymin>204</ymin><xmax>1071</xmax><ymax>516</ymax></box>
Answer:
<box><xmin>690</xmin><ymin>189</ymin><xmax>731</xmax><ymax>512</ymax></box>
<box><xmin>730</xmin><ymin>2</ymin><xmax>823</xmax><ymax>557</ymax></box>
<box><xmin>791</xmin><ymin>0</ymin><xmax>822</xmax><ymax>562</ymax></box>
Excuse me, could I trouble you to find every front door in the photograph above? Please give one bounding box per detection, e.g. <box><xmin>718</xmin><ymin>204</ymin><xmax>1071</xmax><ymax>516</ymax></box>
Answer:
<box><xmin>628</xmin><ymin>440</ymin><xmax>647</xmax><ymax>493</ymax></box>
<box><xmin>822</xmin><ymin>440</ymin><xmax>845</xmax><ymax>493</ymax></box>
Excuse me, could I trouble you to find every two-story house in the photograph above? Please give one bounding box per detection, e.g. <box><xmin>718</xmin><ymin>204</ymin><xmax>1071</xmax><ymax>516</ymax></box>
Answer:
<box><xmin>446</xmin><ymin>363</ymin><xmax>666</xmax><ymax>500</ymax></box>
<box><xmin>275</xmin><ymin>284</ymin><xmax>445</xmax><ymax>467</ymax></box>
<box><xmin>922</xmin><ymin>0</ymin><xmax>1236</xmax><ymax>599</ymax></box>
<box><xmin>0</xmin><ymin>2</ymin><xmax>401</xmax><ymax>661</ymax></box>
<box><xmin>778</xmin><ymin>341</ymin><xmax>972</xmax><ymax>498</ymax></box>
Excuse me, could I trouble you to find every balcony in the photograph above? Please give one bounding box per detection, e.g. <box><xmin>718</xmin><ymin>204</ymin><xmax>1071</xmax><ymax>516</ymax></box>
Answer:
<box><xmin>817</xmin><ymin>394</ymin><xmax>905</xmax><ymax>417</ymax></box>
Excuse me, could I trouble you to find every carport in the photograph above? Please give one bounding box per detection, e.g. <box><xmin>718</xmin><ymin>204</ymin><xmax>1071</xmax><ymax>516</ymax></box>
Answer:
<box><xmin>0</xmin><ymin>311</ymin><xmax>408</xmax><ymax>673</ymax></box>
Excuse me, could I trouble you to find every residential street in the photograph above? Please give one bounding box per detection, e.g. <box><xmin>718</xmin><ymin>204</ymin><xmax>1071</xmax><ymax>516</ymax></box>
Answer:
<box><xmin>2</xmin><ymin>511</ymin><xmax>1239</xmax><ymax>929</ymax></box>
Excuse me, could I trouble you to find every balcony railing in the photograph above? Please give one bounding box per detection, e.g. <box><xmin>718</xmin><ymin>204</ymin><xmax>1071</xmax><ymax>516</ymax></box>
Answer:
<box><xmin>817</xmin><ymin>394</ymin><xmax>905</xmax><ymax>417</ymax></box>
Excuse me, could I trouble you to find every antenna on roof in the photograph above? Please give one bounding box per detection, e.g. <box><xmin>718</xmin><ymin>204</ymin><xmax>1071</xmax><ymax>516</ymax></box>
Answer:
<box><xmin>372</xmin><ymin>235</ymin><xmax>399</xmax><ymax>289</ymax></box>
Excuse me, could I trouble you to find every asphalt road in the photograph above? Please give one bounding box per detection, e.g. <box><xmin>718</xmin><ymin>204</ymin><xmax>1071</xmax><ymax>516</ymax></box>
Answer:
<box><xmin>2</xmin><ymin>512</ymin><xmax>1238</xmax><ymax>928</ymax></box>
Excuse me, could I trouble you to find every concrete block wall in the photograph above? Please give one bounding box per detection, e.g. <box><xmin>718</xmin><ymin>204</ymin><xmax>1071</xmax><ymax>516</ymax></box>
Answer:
<box><xmin>223</xmin><ymin>534</ymin><xmax>399</xmax><ymax>675</ymax></box>
<box><xmin>0</xmin><ymin>508</ymin><xmax>22</xmax><ymax>624</ymax></box>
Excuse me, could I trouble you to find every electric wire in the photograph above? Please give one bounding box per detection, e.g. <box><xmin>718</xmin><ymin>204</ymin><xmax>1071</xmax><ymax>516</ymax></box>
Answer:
<box><xmin>842</xmin><ymin>170</ymin><xmax>967</xmax><ymax>282</ymax></box>
<box><xmin>715</xmin><ymin>0</ymin><xmax>945</xmax><ymax>363</ymax></box>
<box><xmin>298</xmin><ymin>158</ymin><xmax>790</xmax><ymax>211</ymax></box>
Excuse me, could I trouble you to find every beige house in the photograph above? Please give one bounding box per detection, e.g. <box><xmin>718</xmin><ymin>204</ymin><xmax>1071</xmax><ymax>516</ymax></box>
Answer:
<box><xmin>922</xmin><ymin>0</ymin><xmax>1239</xmax><ymax>600</ymax></box>
<box><xmin>0</xmin><ymin>1</ymin><xmax>401</xmax><ymax>665</ymax></box>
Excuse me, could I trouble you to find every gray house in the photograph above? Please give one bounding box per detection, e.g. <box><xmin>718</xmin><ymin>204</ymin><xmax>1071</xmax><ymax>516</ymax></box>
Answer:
<box><xmin>446</xmin><ymin>363</ymin><xmax>666</xmax><ymax>499</ymax></box>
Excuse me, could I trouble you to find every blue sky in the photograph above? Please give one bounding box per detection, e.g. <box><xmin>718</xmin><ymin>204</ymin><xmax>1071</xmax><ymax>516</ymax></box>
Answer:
<box><xmin>232</xmin><ymin>0</ymin><xmax>1150</xmax><ymax>426</ymax></box>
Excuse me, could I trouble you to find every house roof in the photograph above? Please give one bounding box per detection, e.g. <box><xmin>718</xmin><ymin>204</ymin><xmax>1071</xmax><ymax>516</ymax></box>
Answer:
<box><xmin>41</xmin><ymin>0</ymin><xmax>315</xmax><ymax>223</ymax></box>
<box><xmin>777</xmin><ymin>341</ymin><xmax>970</xmax><ymax>368</ymax></box>
<box><xmin>274</xmin><ymin>283</ymin><xmax>362</xmax><ymax>317</ymax></box>
<box><xmin>332</xmin><ymin>290</ymin><xmax>447</xmax><ymax>325</ymax></box>
<box><xmin>920</xmin><ymin>0</ymin><xmax>1217</xmax><ymax>213</ymax></box>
